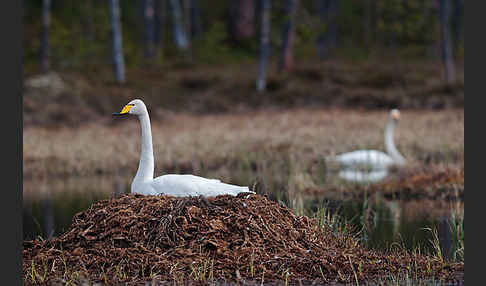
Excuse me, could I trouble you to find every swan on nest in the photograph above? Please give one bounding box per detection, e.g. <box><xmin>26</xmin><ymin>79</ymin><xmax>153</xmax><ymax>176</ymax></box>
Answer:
<box><xmin>113</xmin><ymin>99</ymin><xmax>252</xmax><ymax>197</ymax></box>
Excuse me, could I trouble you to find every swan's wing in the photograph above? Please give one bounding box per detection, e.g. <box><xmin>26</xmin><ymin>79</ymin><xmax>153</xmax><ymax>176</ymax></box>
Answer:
<box><xmin>334</xmin><ymin>150</ymin><xmax>394</xmax><ymax>169</ymax></box>
<box><xmin>151</xmin><ymin>174</ymin><xmax>251</xmax><ymax>197</ymax></box>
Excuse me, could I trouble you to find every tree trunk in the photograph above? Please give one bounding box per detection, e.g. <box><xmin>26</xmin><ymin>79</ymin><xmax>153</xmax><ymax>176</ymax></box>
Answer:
<box><xmin>363</xmin><ymin>0</ymin><xmax>371</xmax><ymax>51</ymax></box>
<box><xmin>81</xmin><ymin>0</ymin><xmax>95</xmax><ymax>63</ymax></box>
<box><xmin>229</xmin><ymin>0</ymin><xmax>256</xmax><ymax>42</ymax></box>
<box><xmin>190</xmin><ymin>0</ymin><xmax>202</xmax><ymax>38</ymax></box>
<box><xmin>41</xmin><ymin>0</ymin><xmax>51</xmax><ymax>73</ymax></box>
<box><xmin>82</xmin><ymin>0</ymin><xmax>95</xmax><ymax>43</ymax></box>
<box><xmin>316</xmin><ymin>0</ymin><xmax>338</xmax><ymax>60</ymax></box>
<box><xmin>327</xmin><ymin>0</ymin><xmax>338</xmax><ymax>49</ymax></box>
<box><xmin>388</xmin><ymin>0</ymin><xmax>399</xmax><ymax>49</ymax></box>
<box><xmin>183</xmin><ymin>0</ymin><xmax>194</xmax><ymax>60</ymax></box>
<box><xmin>144</xmin><ymin>0</ymin><xmax>156</xmax><ymax>59</ymax></box>
<box><xmin>424</xmin><ymin>0</ymin><xmax>441</xmax><ymax>59</ymax></box>
<box><xmin>316</xmin><ymin>0</ymin><xmax>328</xmax><ymax>60</ymax></box>
<box><xmin>257</xmin><ymin>0</ymin><xmax>271</xmax><ymax>92</ymax></box>
<box><xmin>109</xmin><ymin>0</ymin><xmax>126</xmax><ymax>83</ymax></box>
<box><xmin>279</xmin><ymin>0</ymin><xmax>299</xmax><ymax>72</ymax></box>
<box><xmin>168</xmin><ymin>0</ymin><xmax>189</xmax><ymax>50</ymax></box>
<box><xmin>439</xmin><ymin>0</ymin><xmax>455</xmax><ymax>84</ymax></box>
<box><xmin>451</xmin><ymin>0</ymin><xmax>464</xmax><ymax>59</ymax></box>
<box><xmin>155</xmin><ymin>0</ymin><xmax>167</xmax><ymax>56</ymax></box>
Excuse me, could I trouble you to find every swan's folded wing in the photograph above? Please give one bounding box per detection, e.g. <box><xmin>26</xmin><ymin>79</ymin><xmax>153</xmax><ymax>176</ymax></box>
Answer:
<box><xmin>151</xmin><ymin>174</ymin><xmax>251</xmax><ymax>197</ymax></box>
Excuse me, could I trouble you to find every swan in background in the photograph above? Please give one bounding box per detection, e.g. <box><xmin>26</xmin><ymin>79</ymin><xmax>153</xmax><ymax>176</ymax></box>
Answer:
<box><xmin>329</xmin><ymin>109</ymin><xmax>406</xmax><ymax>170</ymax></box>
<box><xmin>113</xmin><ymin>99</ymin><xmax>252</xmax><ymax>197</ymax></box>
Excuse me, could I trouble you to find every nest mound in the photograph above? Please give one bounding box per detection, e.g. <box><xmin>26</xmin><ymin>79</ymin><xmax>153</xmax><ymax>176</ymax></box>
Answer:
<box><xmin>23</xmin><ymin>194</ymin><xmax>463</xmax><ymax>285</ymax></box>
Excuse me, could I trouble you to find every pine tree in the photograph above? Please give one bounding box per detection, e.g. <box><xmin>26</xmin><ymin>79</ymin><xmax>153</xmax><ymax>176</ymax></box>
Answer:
<box><xmin>279</xmin><ymin>0</ymin><xmax>299</xmax><ymax>72</ymax></box>
<box><xmin>41</xmin><ymin>0</ymin><xmax>51</xmax><ymax>72</ymax></box>
<box><xmin>257</xmin><ymin>0</ymin><xmax>271</xmax><ymax>92</ymax></box>
<box><xmin>439</xmin><ymin>0</ymin><xmax>455</xmax><ymax>84</ymax></box>
<box><xmin>109</xmin><ymin>0</ymin><xmax>126</xmax><ymax>83</ymax></box>
<box><xmin>143</xmin><ymin>0</ymin><xmax>156</xmax><ymax>59</ymax></box>
<box><xmin>168</xmin><ymin>0</ymin><xmax>189</xmax><ymax>50</ymax></box>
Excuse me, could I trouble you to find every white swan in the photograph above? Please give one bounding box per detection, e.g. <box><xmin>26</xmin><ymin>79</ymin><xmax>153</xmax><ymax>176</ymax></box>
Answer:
<box><xmin>329</xmin><ymin>109</ymin><xmax>406</xmax><ymax>170</ymax></box>
<box><xmin>113</xmin><ymin>99</ymin><xmax>252</xmax><ymax>197</ymax></box>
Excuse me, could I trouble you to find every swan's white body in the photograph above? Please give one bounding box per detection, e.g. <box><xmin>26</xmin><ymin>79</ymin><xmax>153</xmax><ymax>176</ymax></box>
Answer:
<box><xmin>133</xmin><ymin>174</ymin><xmax>250</xmax><ymax>197</ymax></box>
<box><xmin>114</xmin><ymin>99</ymin><xmax>251</xmax><ymax>197</ymax></box>
<box><xmin>331</xmin><ymin>109</ymin><xmax>406</xmax><ymax>170</ymax></box>
<box><xmin>334</xmin><ymin>150</ymin><xmax>395</xmax><ymax>169</ymax></box>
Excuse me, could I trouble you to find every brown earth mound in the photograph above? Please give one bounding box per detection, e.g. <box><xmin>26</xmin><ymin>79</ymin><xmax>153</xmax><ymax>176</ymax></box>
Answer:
<box><xmin>23</xmin><ymin>194</ymin><xmax>463</xmax><ymax>285</ymax></box>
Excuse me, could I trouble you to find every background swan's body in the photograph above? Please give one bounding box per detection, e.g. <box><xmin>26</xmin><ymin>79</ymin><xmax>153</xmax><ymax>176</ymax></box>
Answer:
<box><xmin>334</xmin><ymin>150</ymin><xmax>395</xmax><ymax>169</ymax></box>
<box><xmin>114</xmin><ymin>99</ymin><xmax>251</xmax><ymax>197</ymax></box>
<box><xmin>329</xmin><ymin>109</ymin><xmax>406</xmax><ymax>170</ymax></box>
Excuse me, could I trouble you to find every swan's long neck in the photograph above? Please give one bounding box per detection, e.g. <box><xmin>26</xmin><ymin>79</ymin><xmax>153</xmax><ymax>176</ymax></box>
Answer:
<box><xmin>384</xmin><ymin>119</ymin><xmax>406</xmax><ymax>165</ymax></box>
<box><xmin>134</xmin><ymin>112</ymin><xmax>154</xmax><ymax>182</ymax></box>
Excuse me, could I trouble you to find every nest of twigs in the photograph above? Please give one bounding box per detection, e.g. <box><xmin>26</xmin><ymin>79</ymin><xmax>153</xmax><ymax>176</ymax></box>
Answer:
<box><xmin>23</xmin><ymin>193</ymin><xmax>463</xmax><ymax>285</ymax></box>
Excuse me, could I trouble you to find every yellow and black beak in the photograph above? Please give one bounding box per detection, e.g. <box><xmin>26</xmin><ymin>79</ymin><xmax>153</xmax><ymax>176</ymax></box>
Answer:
<box><xmin>112</xmin><ymin>104</ymin><xmax>133</xmax><ymax>116</ymax></box>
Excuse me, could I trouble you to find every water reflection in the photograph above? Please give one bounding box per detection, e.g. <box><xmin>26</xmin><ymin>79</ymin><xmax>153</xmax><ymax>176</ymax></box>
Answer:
<box><xmin>23</xmin><ymin>175</ymin><xmax>130</xmax><ymax>240</ymax></box>
<box><xmin>41</xmin><ymin>197</ymin><xmax>54</xmax><ymax>239</ymax></box>
<box><xmin>286</xmin><ymin>189</ymin><xmax>464</xmax><ymax>258</ymax></box>
<box><xmin>337</xmin><ymin>168</ymin><xmax>389</xmax><ymax>183</ymax></box>
<box><xmin>23</xmin><ymin>174</ymin><xmax>129</xmax><ymax>199</ymax></box>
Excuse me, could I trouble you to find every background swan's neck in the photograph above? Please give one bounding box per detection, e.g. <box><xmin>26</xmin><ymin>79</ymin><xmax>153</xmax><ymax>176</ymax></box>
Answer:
<box><xmin>134</xmin><ymin>113</ymin><xmax>154</xmax><ymax>182</ymax></box>
<box><xmin>384</xmin><ymin>119</ymin><xmax>406</xmax><ymax>165</ymax></box>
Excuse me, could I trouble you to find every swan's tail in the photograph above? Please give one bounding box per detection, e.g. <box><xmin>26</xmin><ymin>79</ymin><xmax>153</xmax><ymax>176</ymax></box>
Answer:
<box><xmin>218</xmin><ymin>183</ymin><xmax>254</xmax><ymax>196</ymax></box>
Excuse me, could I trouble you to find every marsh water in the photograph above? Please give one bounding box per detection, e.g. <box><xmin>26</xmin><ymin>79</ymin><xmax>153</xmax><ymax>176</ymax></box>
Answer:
<box><xmin>23</xmin><ymin>171</ymin><xmax>463</xmax><ymax>260</ymax></box>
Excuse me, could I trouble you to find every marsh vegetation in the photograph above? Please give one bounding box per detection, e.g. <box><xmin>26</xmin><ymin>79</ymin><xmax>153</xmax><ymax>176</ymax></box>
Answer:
<box><xmin>24</xmin><ymin>107</ymin><xmax>463</xmax><ymax>285</ymax></box>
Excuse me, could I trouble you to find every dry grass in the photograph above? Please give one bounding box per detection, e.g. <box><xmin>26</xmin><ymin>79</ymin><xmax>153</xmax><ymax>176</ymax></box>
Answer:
<box><xmin>23</xmin><ymin>108</ymin><xmax>464</xmax><ymax>172</ymax></box>
<box><xmin>23</xmin><ymin>108</ymin><xmax>464</xmax><ymax>199</ymax></box>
